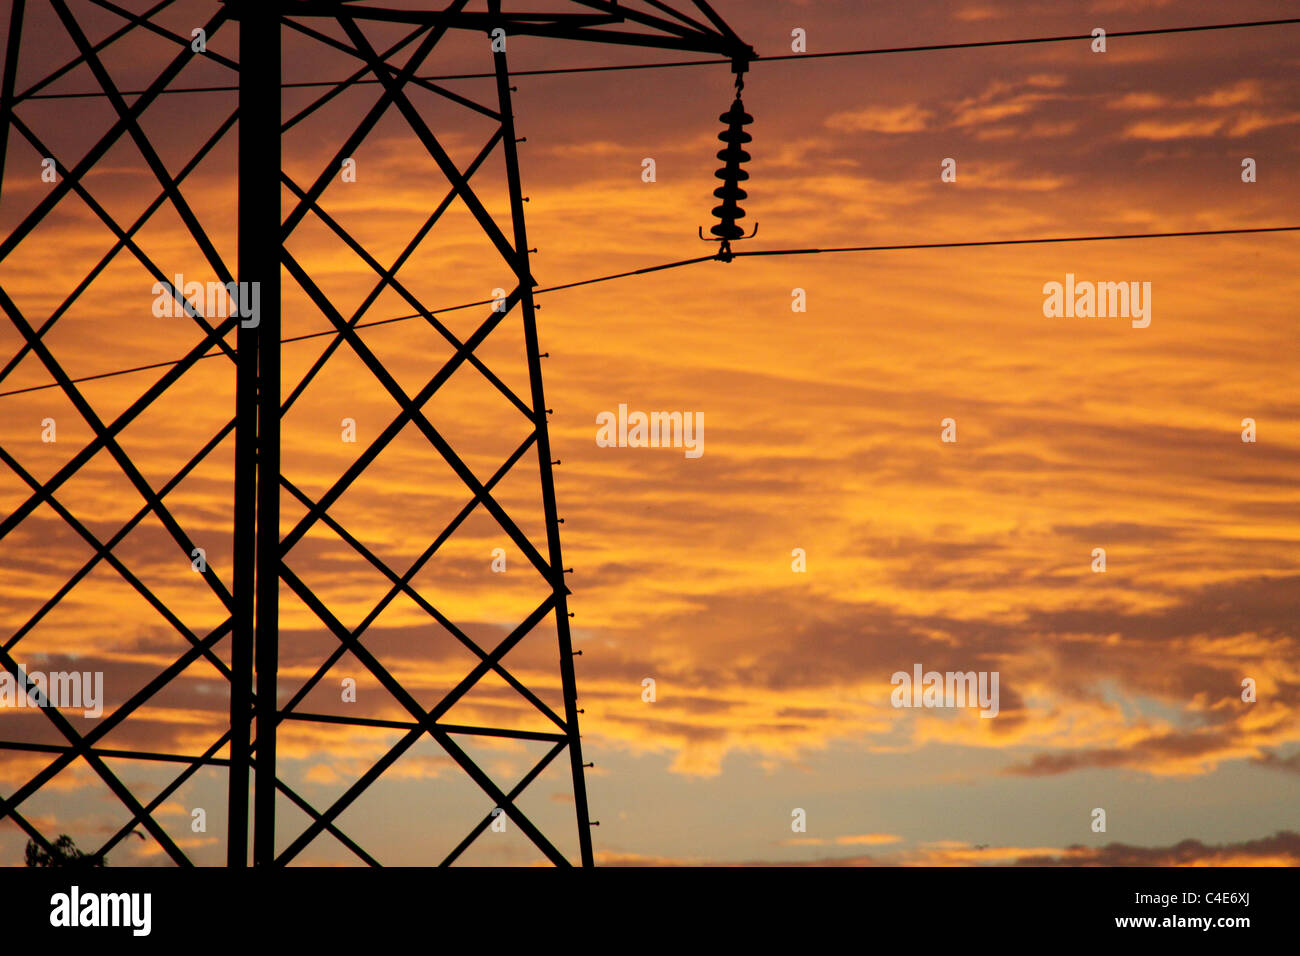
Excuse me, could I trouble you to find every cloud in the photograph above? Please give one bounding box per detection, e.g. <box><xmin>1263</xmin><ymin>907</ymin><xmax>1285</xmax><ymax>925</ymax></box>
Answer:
<box><xmin>1107</xmin><ymin>92</ymin><xmax>1170</xmax><ymax>111</ymax></box>
<box><xmin>953</xmin><ymin>6</ymin><xmax>1001</xmax><ymax>22</ymax></box>
<box><xmin>1194</xmin><ymin>80</ymin><xmax>1262</xmax><ymax>109</ymax></box>
<box><xmin>780</xmin><ymin>833</ymin><xmax>902</xmax><ymax>847</ymax></box>
<box><xmin>1249</xmin><ymin>750</ymin><xmax>1300</xmax><ymax>774</ymax></box>
<box><xmin>949</xmin><ymin>75</ymin><xmax>1067</xmax><ymax>129</ymax></box>
<box><xmin>825</xmin><ymin>104</ymin><xmax>932</xmax><ymax>134</ymax></box>
<box><xmin>1226</xmin><ymin>111</ymin><xmax>1300</xmax><ymax>137</ymax></box>
<box><xmin>1122</xmin><ymin>118</ymin><xmax>1225</xmax><ymax>141</ymax></box>
<box><xmin>597</xmin><ymin>831</ymin><xmax>1300</xmax><ymax>866</ymax></box>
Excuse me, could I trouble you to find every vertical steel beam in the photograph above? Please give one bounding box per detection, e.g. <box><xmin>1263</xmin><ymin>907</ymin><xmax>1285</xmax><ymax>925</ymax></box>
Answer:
<box><xmin>490</xmin><ymin>1</ymin><xmax>595</xmax><ymax>867</ymax></box>
<box><xmin>231</xmin><ymin>0</ymin><xmax>281</xmax><ymax>868</ymax></box>
<box><xmin>0</xmin><ymin>0</ymin><xmax>25</xmax><ymax>207</ymax></box>
<box><xmin>249</xmin><ymin>4</ymin><xmax>282</xmax><ymax>869</ymax></box>
<box><xmin>228</xmin><ymin>3</ymin><xmax>257</xmax><ymax>870</ymax></box>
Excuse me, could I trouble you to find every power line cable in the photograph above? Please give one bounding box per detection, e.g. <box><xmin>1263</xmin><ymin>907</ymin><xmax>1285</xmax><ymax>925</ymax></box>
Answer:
<box><xmin>1</xmin><ymin>224</ymin><xmax>1294</xmax><ymax>399</ymax></box>
<box><xmin>21</xmin><ymin>17</ymin><xmax>1300</xmax><ymax>99</ymax></box>
<box><xmin>728</xmin><ymin>225</ymin><xmax>1300</xmax><ymax>258</ymax></box>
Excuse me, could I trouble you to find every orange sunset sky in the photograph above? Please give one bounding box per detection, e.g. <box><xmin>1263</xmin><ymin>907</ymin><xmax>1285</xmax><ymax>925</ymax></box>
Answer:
<box><xmin>0</xmin><ymin>0</ymin><xmax>1297</xmax><ymax>866</ymax></box>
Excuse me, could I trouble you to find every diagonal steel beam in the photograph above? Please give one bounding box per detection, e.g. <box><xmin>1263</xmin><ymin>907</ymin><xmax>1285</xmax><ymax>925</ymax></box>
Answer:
<box><xmin>274</xmin><ymin>725</ymin><xmax>423</xmax><ymax>866</ymax></box>
<box><xmin>278</xmin><ymin>472</ymin><xmax>568</xmax><ymax>731</ymax></box>
<box><xmin>283</xmin><ymin>17</ymin><xmax>499</xmax><ymax>120</ymax></box>
<box><xmin>280</xmin><ymin>0</ymin><xmax>471</xmax><ymax>241</ymax></box>
<box><xmin>0</xmin><ymin>308</ymin><xmax>238</xmax><ymax>544</ymax></box>
<box><xmin>0</xmin><ymin>109</ymin><xmax>241</xmax><ymax>388</ymax></box>
<box><xmin>281</xmin><ymin>166</ymin><xmax>533</xmax><ymax>419</ymax></box>
<box><xmin>0</xmin><ymin>649</ymin><xmax>193</xmax><ymax>865</ymax></box>
<box><xmin>0</xmin><ymin>447</ymin><xmax>237</xmax><ymax>683</ymax></box>
<box><xmin>273</xmin><ymin>432</ymin><xmax>552</xmax><ymax>729</ymax></box>
<box><xmin>0</xmin><ymin>6</ymin><xmax>234</xmax><ymax>265</ymax></box>
<box><xmin>0</xmin><ymin>619</ymin><xmax>233</xmax><ymax>819</ymax></box>
<box><xmin>282</xmin><ymin>251</ymin><xmax>557</xmax><ymax>584</ymax></box>
<box><xmin>0</xmin><ymin>289</ymin><xmax>238</xmax><ymax>614</ymax></box>
<box><xmin>1</xmin><ymin>418</ymin><xmax>235</xmax><ymax>656</ymax></box>
<box><xmin>278</xmin><ymin>562</ymin><xmax>568</xmax><ymax>865</ymax></box>
<box><xmin>441</xmin><ymin>740</ymin><xmax>566</xmax><ymax>866</ymax></box>
<box><xmin>14</xmin><ymin>0</ymin><xmax>176</xmax><ymax>103</ymax></box>
<box><xmin>6</xmin><ymin>114</ymin><xmax>240</xmax><ymax>366</ymax></box>
<box><xmin>275</xmin><ymin>287</ymin><xmax>524</xmax><ymax>559</ymax></box>
<box><xmin>88</xmin><ymin>0</ymin><xmax>241</xmax><ymax>73</ymax></box>
<box><xmin>336</xmin><ymin>14</ymin><xmax>528</xmax><ymax>281</ymax></box>
<box><xmin>282</xmin><ymin>22</ymin><xmax>429</xmax><ymax>132</ymax></box>
<box><xmin>50</xmin><ymin>0</ymin><xmax>240</xmax><ymax>298</ymax></box>
<box><xmin>278</xmin><ymin>127</ymin><xmax>506</xmax><ymax>415</ymax></box>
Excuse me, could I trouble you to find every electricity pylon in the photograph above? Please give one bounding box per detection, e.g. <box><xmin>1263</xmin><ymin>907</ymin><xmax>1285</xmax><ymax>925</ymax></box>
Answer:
<box><xmin>0</xmin><ymin>0</ymin><xmax>751</xmax><ymax>866</ymax></box>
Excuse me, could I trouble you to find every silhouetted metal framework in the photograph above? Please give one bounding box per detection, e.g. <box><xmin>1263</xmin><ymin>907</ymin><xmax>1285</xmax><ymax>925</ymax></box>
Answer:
<box><xmin>0</xmin><ymin>0</ymin><xmax>750</xmax><ymax>866</ymax></box>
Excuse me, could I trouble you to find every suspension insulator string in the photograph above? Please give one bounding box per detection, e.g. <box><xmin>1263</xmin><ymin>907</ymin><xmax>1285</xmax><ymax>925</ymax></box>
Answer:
<box><xmin>699</xmin><ymin>59</ymin><xmax>757</xmax><ymax>262</ymax></box>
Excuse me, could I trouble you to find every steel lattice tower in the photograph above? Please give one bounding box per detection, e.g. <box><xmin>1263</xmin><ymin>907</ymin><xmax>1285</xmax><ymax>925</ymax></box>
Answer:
<box><xmin>0</xmin><ymin>0</ymin><xmax>750</xmax><ymax>866</ymax></box>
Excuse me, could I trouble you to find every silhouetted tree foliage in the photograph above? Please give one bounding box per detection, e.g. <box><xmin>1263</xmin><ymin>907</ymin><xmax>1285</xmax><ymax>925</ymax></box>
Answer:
<box><xmin>24</xmin><ymin>834</ymin><xmax>105</xmax><ymax>867</ymax></box>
